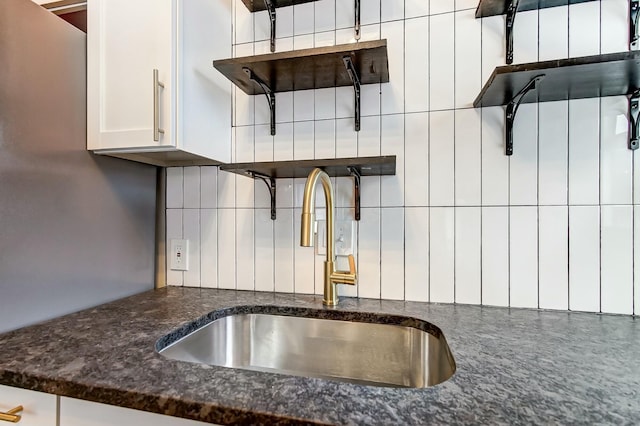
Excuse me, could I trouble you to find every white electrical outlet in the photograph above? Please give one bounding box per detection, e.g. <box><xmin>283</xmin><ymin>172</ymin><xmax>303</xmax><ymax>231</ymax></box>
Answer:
<box><xmin>170</xmin><ymin>239</ymin><xmax>189</xmax><ymax>271</ymax></box>
<box><xmin>315</xmin><ymin>220</ymin><xmax>355</xmax><ymax>256</ymax></box>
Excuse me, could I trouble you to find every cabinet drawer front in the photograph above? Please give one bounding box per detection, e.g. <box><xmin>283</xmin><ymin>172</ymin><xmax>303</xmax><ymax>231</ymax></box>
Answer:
<box><xmin>0</xmin><ymin>385</ymin><xmax>56</xmax><ymax>426</ymax></box>
<box><xmin>60</xmin><ymin>397</ymin><xmax>216</xmax><ymax>426</ymax></box>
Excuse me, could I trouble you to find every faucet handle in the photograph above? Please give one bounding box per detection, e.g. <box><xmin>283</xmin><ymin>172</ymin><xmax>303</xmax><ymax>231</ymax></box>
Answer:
<box><xmin>347</xmin><ymin>254</ymin><xmax>356</xmax><ymax>275</ymax></box>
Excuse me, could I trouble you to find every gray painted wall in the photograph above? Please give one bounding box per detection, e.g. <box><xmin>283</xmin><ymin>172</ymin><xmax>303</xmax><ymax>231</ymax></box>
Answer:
<box><xmin>0</xmin><ymin>0</ymin><xmax>157</xmax><ymax>333</ymax></box>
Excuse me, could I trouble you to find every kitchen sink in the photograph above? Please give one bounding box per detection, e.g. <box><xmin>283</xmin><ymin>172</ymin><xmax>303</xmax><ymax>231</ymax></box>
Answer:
<box><xmin>157</xmin><ymin>309</ymin><xmax>456</xmax><ymax>388</ymax></box>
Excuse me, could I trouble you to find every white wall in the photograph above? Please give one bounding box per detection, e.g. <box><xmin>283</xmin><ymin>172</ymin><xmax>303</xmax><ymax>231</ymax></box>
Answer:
<box><xmin>166</xmin><ymin>0</ymin><xmax>639</xmax><ymax>316</ymax></box>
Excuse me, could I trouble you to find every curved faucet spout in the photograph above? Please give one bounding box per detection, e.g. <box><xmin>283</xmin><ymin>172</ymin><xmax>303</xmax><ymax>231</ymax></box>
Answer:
<box><xmin>300</xmin><ymin>168</ymin><xmax>356</xmax><ymax>306</ymax></box>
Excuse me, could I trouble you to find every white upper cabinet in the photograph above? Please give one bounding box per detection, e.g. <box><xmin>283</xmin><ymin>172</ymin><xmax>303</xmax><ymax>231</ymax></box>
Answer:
<box><xmin>87</xmin><ymin>0</ymin><xmax>232</xmax><ymax>166</ymax></box>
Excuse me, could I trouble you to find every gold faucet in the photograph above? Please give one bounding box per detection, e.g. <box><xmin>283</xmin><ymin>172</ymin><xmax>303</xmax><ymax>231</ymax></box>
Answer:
<box><xmin>300</xmin><ymin>168</ymin><xmax>357</xmax><ymax>306</ymax></box>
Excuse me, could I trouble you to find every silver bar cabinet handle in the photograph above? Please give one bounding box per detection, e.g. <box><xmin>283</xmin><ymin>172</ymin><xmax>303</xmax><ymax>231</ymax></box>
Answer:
<box><xmin>0</xmin><ymin>405</ymin><xmax>22</xmax><ymax>423</ymax></box>
<box><xmin>153</xmin><ymin>69</ymin><xmax>165</xmax><ymax>142</ymax></box>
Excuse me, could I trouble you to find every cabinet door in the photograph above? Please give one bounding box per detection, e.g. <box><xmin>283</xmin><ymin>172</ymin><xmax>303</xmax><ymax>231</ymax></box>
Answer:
<box><xmin>88</xmin><ymin>0</ymin><xmax>174</xmax><ymax>151</ymax></box>
<box><xmin>60</xmin><ymin>396</ymin><xmax>216</xmax><ymax>426</ymax></box>
<box><xmin>0</xmin><ymin>385</ymin><xmax>56</xmax><ymax>426</ymax></box>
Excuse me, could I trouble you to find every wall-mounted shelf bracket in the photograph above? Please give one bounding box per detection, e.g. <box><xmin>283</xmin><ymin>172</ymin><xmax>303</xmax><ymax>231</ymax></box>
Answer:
<box><xmin>629</xmin><ymin>90</ymin><xmax>640</xmax><ymax>150</ymax></box>
<box><xmin>347</xmin><ymin>166</ymin><xmax>362</xmax><ymax>221</ymax></box>
<box><xmin>505</xmin><ymin>0</ymin><xmax>521</xmax><ymax>64</ymax></box>
<box><xmin>264</xmin><ymin>0</ymin><xmax>277</xmax><ymax>52</ymax></box>
<box><xmin>354</xmin><ymin>0</ymin><xmax>361</xmax><ymax>40</ymax></box>
<box><xmin>342</xmin><ymin>56</ymin><xmax>361</xmax><ymax>131</ymax></box>
<box><xmin>505</xmin><ymin>74</ymin><xmax>544</xmax><ymax>155</ymax></box>
<box><xmin>250</xmin><ymin>171</ymin><xmax>277</xmax><ymax>220</ymax></box>
<box><xmin>243</xmin><ymin>67</ymin><xmax>276</xmax><ymax>135</ymax></box>
<box><xmin>631</xmin><ymin>0</ymin><xmax>639</xmax><ymax>50</ymax></box>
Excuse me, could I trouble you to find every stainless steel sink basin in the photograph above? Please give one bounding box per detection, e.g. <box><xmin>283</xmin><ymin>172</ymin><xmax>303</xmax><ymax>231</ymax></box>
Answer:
<box><xmin>157</xmin><ymin>309</ymin><xmax>456</xmax><ymax>388</ymax></box>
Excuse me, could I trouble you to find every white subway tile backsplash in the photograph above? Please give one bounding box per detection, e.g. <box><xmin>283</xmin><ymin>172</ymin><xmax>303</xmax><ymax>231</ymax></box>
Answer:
<box><xmin>481</xmin><ymin>16</ymin><xmax>504</xmax><ymax>83</ymax></box>
<box><xmin>569</xmin><ymin>1</ymin><xmax>600</xmax><ymax>57</ymax></box>
<box><xmin>405</xmin><ymin>207</ymin><xmax>429</xmax><ymax>302</ymax></box>
<box><xmin>600</xmin><ymin>97</ymin><xmax>632</xmax><ymax>205</ymax></box>
<box><xmin>167</xmin><ymin>2</ymin><xmax>639</xmax><ymax>317</ymax></box>
<box><xmin>381</xmin><ymin>20</ymin><xmax>404</xmax><ymax>115</ymax></box>
<box><xmin>538</xmin><ymin>7</ymin><xmax>568</xmax><ymax>61</ymax></box>
<box><xmin>430</xmin><ymin>207</ymin><xmax>455</xmax><ymax>303</ymax></box>
<box><xmin>601</xmin><ymin>205</ymin><xmax>634</xmax><ymax>315</ymax></box>
<box><xmin>405</xmin><ymin>112</ymin><xmax>429</xmax><ymax>207</ymax></box>
<box><xmin>512</xmin><ymin>10</ymin><xmax>538</xmax><ymax>64</ymax></box>
<box><xmin>274</xmin><ymin>122</ymin><xmax>294</xmax><ymax>161</ymax></box>
<box><xmin>568</xmin><ymin>98</ymin><xmax>600</xmax><ymax>205</ymax></box>
<box><xmin>200</xmin><ymin>167</ymin><xmax>217</xmax><ymax>209</ymax></box>
<box><xmin>166</xmin><ymin>167</ymin><xmax>183</xmax><ymax>209</ymax></box>
<box><xmin>381</xmin><ymin>0</ymin><xmax>403</xmax><ymax>23</ymax></box>
<box><xmin>430</xmin><ymin>110</ymin><xmax>455</xmax><ymax>206</ymax></box>
<box><xmin>429</xmin><ymin>13</ymin><xmax>455</xmax><ymax>111</ymax></box>
<box><xmin>431</xmin><ymin>0</ymin><xmax>455</xmax><ymax>15</ymax></box>
<box><xmin>201</xmin><ymin>209</ymin><xmax>218</xmax><ymax>288</ymax></box>
<box><xmin>360</xmin><ymin>0</ymin><xmax>380</xmax><ymax>26</ymax></box>
<box><xmin>358</xmin><ymin>207</ymin><xmax>381</xmax><ymax>299</ymax></box>
<box><xmin>381</xmin><ymin>208</ymin><xmax>404</xmax><ymax>300</ymax></box>
<box><xmin>293</xmin><ymin>121</ymin><xmax>315</xmax><ymax>160</ymax></box>
<box><xmin>482</xmin><ymin>207</ymin><xmax>509</xmax><ymax>307</ymax></box>
<box><xmin>635</xmin><ymin>206</ymin><xmax>640</xmax><ymax>315</ymax></box>
<box><xmin>509</xmin><ymin>206</ymin><xmax>538</xmax><ymax>308</ymax></box>
<box><xmin>335</xmin><ymin>0</ymin><xmax>354</xmax><ymax>30</ymax></box>
<box><xmin>481</xmin><ymin>107</ymin><xmax>509</xmax><ymax>206</ymax></box>
<box><xmin>381</xmin><ymin>114</ymin><xmax>405</xmax><ymax>207</ymax></box>
<box><xmin>405</xmin><ymin>0</ymin><xmax>429</xmax><ymax>19</ymax></box>
<box><xmin>314</xmin><ymin>0</ymin><xmax>335</xmax><ymax>33</ymax></box>
<box><xmin>455</xmin><ymin>207</ymin><xmax>481</xmax><ymax>305</ymax></box>
<box><xmin>454</xmin><ymin>108</ymin><xmax>481</xmax><ymax>206</ymax></box>
<box><xmin>510</xmin><ymin>103</ymin><xmax>538</xmax><ymax>206</ymax></box>
<box><xmin>358</xmin><ymin>116</ymin><xmax>381</xmax><ymax>157</ymax></box>
<box><xmin>236</xmin><ymin>209</ymin><xmax>255</xmax><ymax>291</ymax></box>
<box><xmin>538</xmin><ymin>101</ymin><xmax>568</xmax><ymax>205</ymax></box>
<box><xmin>255</xmin><ymin>209</ymin><xmax>274</xmax><ymax>292</ymax></box>
<box><xmin>314</xmin><ymin>119</ymin><xmax>336</xmax><ymax>159</ymax></box>
<box><xmin>166</xmin><ymin>209</ymin><xmax>183</xmax><ymax>287</ymax></box>
<box><xmin>183</xmin><ymin>209</ymin><xmax>201</xmax><ymax>287</ymax></box>
<box><xmin>454</xmin><ymin>10</ymin><xmax>481</xmax><ymax>109</ymax></box>
<box><xmin>539</xmin><ymin>206</ymin><xmax>568</xmax><ymax>310</ymax></box>
<box><xmin>294</xmin><ymin>2</ymin><xmax>315</xmax><ymax>35</ymax></box>
<box><xmin>600</xmin><ymin>0</ymin><xmax>629</xmax><ymax>54</ymax></box>
<box><xmin>404</xmin><ymin>17</ymin><xmax>429</xmax><ymax>113</ymax></box>
<box><xmin>275</xmin><ymin>208</ymin><xmax>295</xmax><ymax>293</ymax></box>
<box><xmin>569</xmin><ymin>206</ymin><xmax>600</xmax><ymax>312</ymax></box>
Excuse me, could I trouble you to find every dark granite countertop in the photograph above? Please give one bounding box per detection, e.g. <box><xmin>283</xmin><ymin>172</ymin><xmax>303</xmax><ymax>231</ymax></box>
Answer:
<box><xmin>0</xmin><ymin>288</ymin><xmax>638</xmax><ymax>425</ymax></box>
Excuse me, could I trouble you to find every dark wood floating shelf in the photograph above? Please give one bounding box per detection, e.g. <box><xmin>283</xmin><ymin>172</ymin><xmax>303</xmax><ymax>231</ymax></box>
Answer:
<box><xmin>240</xmin><ymin>0</ymin><xmax>318</xmax><ymax>12</ymax></box>
<box><xmin>213</xmin><ymin>40</ymin><xmax>388</xmax><ymax>94</ymax></box>
<box><xmin>220</xmin><ymin>156</ymin><xmax>396</xmax><ymax>220</ymax></box>
<box><xmin>475</xmin><ymin>0</ymin><xmax>594</xmax><ymax>18</ymax></box>
<box><xmin>213</xmin><ymin>40</ymin><xmax>389</xmax><ymax>134</ymax></box>
<box><xmin>474</xmin><ymin>51</ymin><xmax>640</xmax><ymax>107</ymax></box>
<box><xmin>474</xmin><ymin>51</ymin><xmax>640</xmax><ymax>155</ymax></box>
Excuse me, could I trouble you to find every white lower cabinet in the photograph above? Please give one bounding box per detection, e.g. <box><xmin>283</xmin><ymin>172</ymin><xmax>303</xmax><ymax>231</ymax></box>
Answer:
<box><xmin>0</xmin><ymin>384</ymin><xmax>57</xmax><ymax>426</ymax></box>
<box><xmin>60</xmin><ymin>396</ymin><xmax>216</xmax><ymax>426</ymax></box>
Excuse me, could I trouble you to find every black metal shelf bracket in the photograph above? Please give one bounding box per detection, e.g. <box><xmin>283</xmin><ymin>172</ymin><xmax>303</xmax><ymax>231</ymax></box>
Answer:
<box><xmin>505</xmin><ymin>0</ymin><xmax>521</xmax><ymax>65</ymax></box>
<box><xmin>354</xmin><ymin>0</ymin><xmax>361</xmax><ymax>40</ymax></box>
<box><xmin>342</xmin><ymin>56</ymin><xmax>361</xmax><ymax>132</ymax></box>
<box><xmin>249</xmin><ymin>171</ymin><xmax>277</xmax><ymax>220</ymax></box>
<box><xmin>629</xmin><ymin>90</ymin><xmax>640</xmax><ymax>150</ymax></box>
<box><xmin>505</xmin><ymin>74</ymin><xmax>544</xmax><ymax>156</ymax></box>
<box><xmin>632</xmin><ymin>0</ymin><xmax>639</xmax><ymax>50</ymax></box>
<box><xmin>243</xmin><ymin>67</ymin><xmax>276</xmax><ymax>135</ymax></box>
<box><xmin>347</xmin><ymin>166</ymin><xmax>361</xmax><ymax>221</ymax></box>
<box><xmin>264</xmin><ymin>0</ymin><xmax>277</xmax><ymax>53</ymax></box>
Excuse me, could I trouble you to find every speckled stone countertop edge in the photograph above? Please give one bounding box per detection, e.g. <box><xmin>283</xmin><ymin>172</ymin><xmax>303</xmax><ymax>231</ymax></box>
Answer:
<box><xmin>0</xmin><ymin>287</ymin><xmax>638</xmax><ymax>426</ymax></box>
